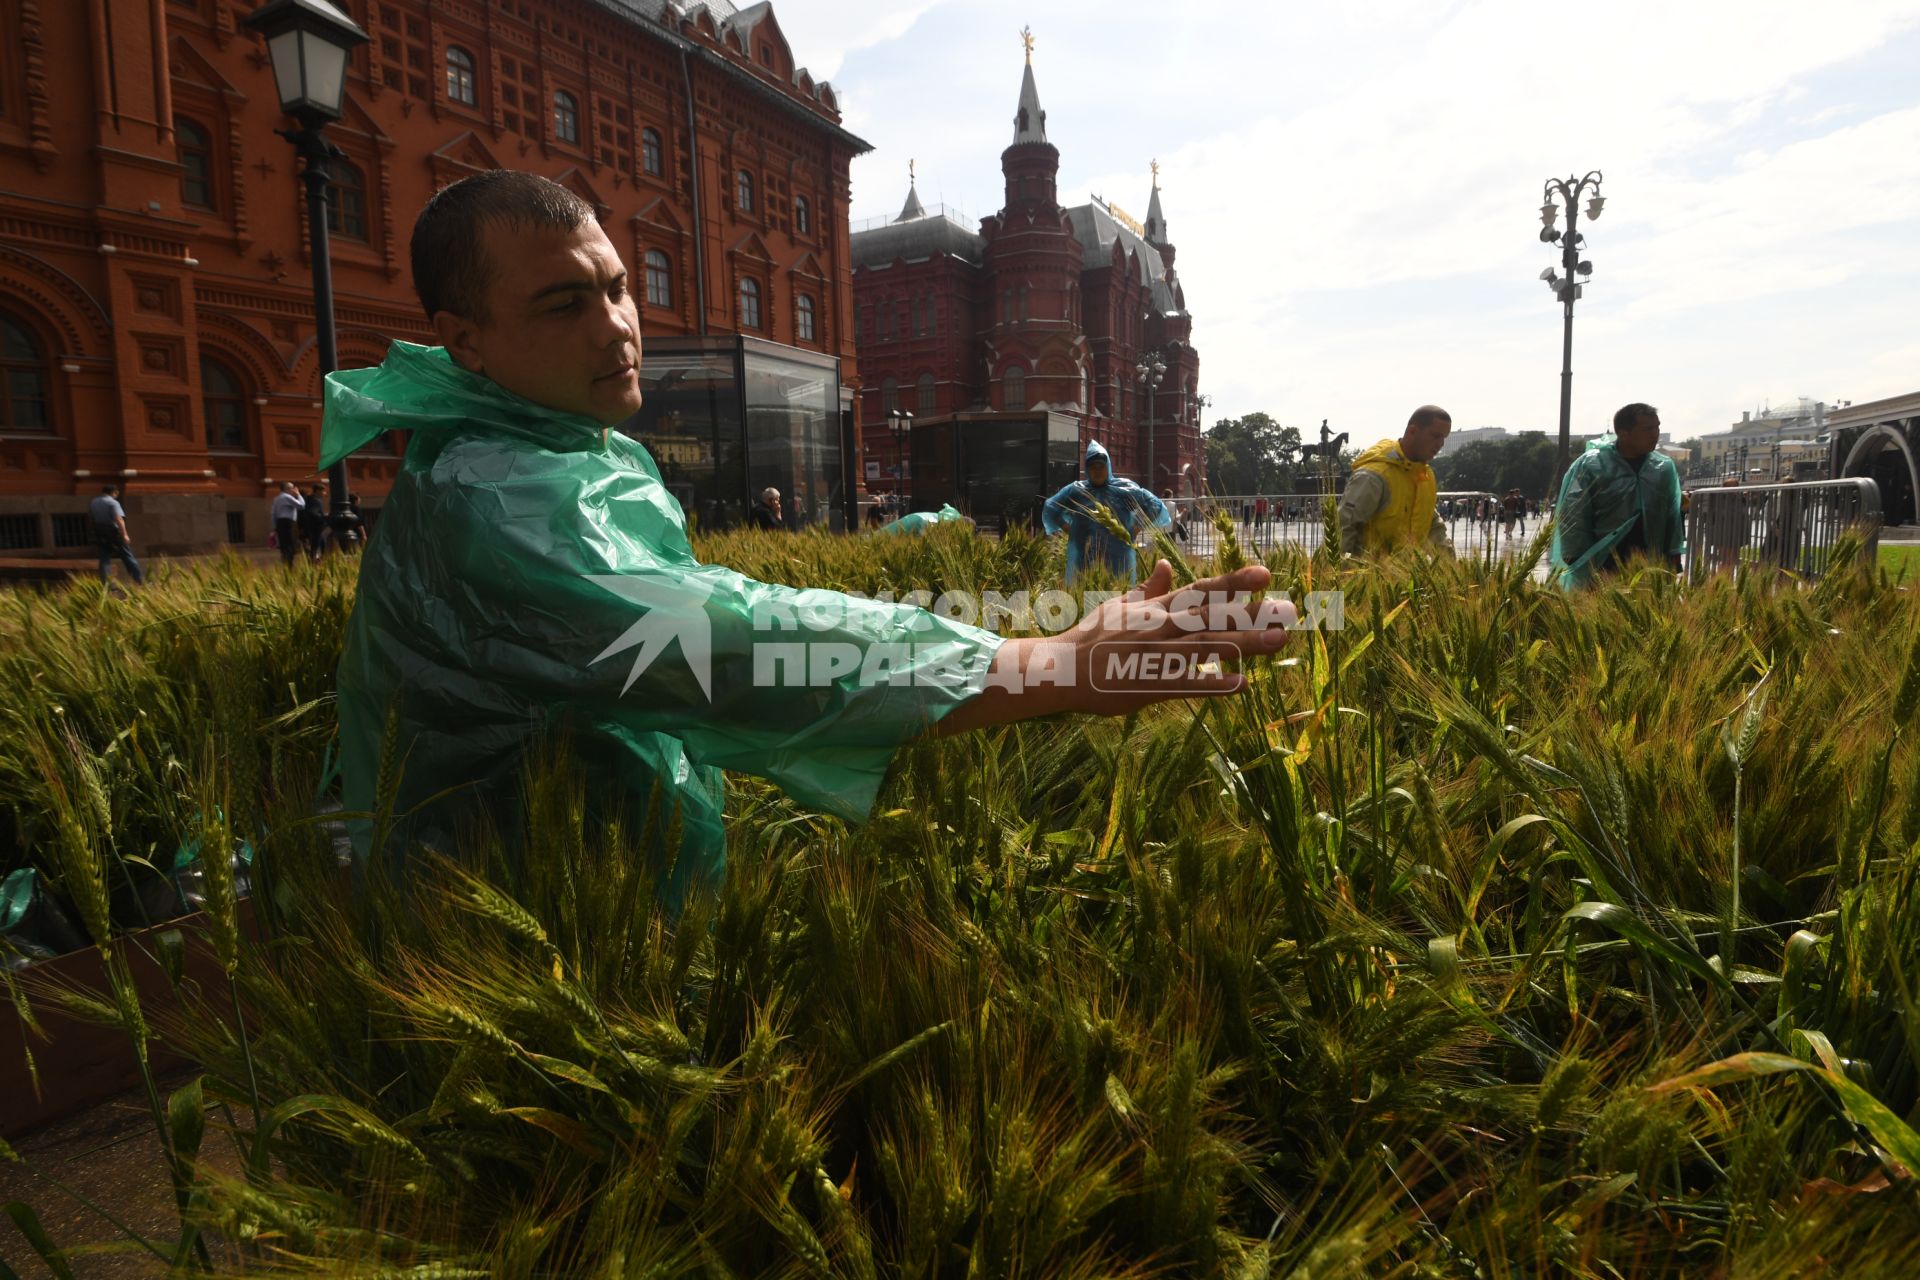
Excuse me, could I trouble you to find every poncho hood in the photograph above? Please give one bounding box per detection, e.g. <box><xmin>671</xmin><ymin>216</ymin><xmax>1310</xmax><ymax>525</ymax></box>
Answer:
<box><xmin>1353</xmin><ymin>438</ymin><xmax>1425</xmax><ymax>474</ymax></box>
<box><xmin>320</xmin><ymin>341</ymin><xmax>607</xmax><ymax>470</ymax></box>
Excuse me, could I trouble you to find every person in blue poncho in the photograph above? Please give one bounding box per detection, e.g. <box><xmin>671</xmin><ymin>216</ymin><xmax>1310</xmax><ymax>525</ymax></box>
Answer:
<box><xmin>323</xmin><ymin>172</ymin><xmax>1297</xmax><ymax>902</ymax></box>
<box><xmin>1041</xmin><ymin>441</ymin><xmax>1172</xmax><ymax>584</ymax></box>
<box><xmin>1551</xmin><ymin>402</ymin><xmax>1685</xmax><ymax>589</ymax></box>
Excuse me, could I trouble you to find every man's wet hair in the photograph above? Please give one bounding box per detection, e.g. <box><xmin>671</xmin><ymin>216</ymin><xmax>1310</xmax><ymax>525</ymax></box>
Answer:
<box><xmin>1407</xmin><ymin>405</ymin><xmax>1452</xmax><ymax>431</ymax></box>
<box><xmin>1614</xmin><ymin>403</ymin><xmax>1658</xmax><ymax>432</ymax></box>
<box><xmin>410</xmin><ymin>171</ymin><xmax>597</xmax><ymax>324</ymax></box>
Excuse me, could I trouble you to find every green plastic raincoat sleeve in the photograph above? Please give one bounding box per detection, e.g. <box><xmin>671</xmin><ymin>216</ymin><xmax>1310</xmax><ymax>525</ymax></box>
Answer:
<box><xmin>424</xmin><ymin>437</ymin><xmax>1003</xmax><ymax>823</ymax></box>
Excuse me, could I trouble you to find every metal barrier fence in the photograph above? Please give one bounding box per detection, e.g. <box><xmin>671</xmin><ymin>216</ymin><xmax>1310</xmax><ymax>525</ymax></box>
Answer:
<box><xmin>1161</xmin><ymin>492</ymin><xmax>1545</xmax><ymax>560</ymax></box>
<box><xmin>1684</xmin><ymin>478</ymin><xmax>1881</xmax><ymax>581</ymax></box>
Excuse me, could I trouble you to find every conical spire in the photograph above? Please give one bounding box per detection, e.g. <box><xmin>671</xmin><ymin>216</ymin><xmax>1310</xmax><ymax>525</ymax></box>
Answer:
<box><xmin>895</xmin><ymin>158</ymin><xmax>925</xmax><ymax>222</ymax></box>
<box><xmin>1144</xmin><ymin>159</ymin><xmax>1168</xmax><ymax>247</ymax></box>
<box><xmin>1012</xmin><ymin>26</ymin><xmax>1047</xmax><ymax>144</ymax></box>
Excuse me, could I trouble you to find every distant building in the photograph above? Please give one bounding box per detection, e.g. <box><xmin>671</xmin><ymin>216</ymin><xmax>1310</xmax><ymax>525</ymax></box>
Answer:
<box><xmin>1436</xmin><ymin>426</ymin><xmax>1513</xmax><ymax>452</ymax></box>
<box><xmin>850</xmin><ymin>36</ymin><xmax>1202</xmax><ymax>508</ymax></box>
<box><xmin>1685</xmin><ymin>399</ymin><xmax>1832</xmax><ymax>482</ymax></box>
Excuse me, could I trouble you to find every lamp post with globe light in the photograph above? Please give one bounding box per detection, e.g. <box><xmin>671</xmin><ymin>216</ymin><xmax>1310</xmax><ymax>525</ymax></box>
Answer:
<box><xmin>886</xmin><ymin>407</ymin><xmax>912</xmax><ymax>510</ymax></box>
<box><xmin>1135</xmin><ymin>351</ymin><xmax>1167</xmax><ymax>485</ymax></box>
<box><xmin>242</xmin><ymin>0</ymin><xmax>370</xmax><ymax>550</ymax></box>
<box><xmin>1537</xmin><ymin>171</ymin><xmax>1604</xmax><ymax>498</ymax></box>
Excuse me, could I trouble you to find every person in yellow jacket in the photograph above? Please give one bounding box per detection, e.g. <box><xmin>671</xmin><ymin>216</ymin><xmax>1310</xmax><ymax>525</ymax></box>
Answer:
<box><xmin>1336</xmin><ymin>405</ymin><xmax>1453</xmax><ymax>555</ymax></box>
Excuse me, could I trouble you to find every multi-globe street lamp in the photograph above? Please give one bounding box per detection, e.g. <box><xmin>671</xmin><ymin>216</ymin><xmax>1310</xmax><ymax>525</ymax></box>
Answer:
<box><xmin>243</xmin><ymin>0</ymin><xmax>370</xmax><ymax>549</ymax></box>
<box><xmin>1135</xmin><ymin>351</ymin><xmax>1167</xmax><ymax>486</ymax></box>
<box><xmin>1537</xmin><ymin>170</ymin><xmax>1605</xmax><ymax>498</ymax></box>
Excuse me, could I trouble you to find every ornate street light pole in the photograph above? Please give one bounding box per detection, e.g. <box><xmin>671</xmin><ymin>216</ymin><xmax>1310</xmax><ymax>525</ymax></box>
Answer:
<box><xmin>1537</xmin><ymin>170</ymin><xmax>1604</xmax><ymax>499</ymax></box>
<box><xmin>1135</xmin><ymin>351</ymin><xmax>1166</xmax><ymax>485</ymax></box>
<box><xmin>1193</xmin><ymin>392</ymin><xmax>1212</xmax><ymax>494</ymax></box>
<box><xmin>243</xmin><ymin>0</ymin><xmax>370</xmax><ymax>550</ymax></box>
<box><xmin>887</xmin><ymin>407</ymin><xmax>912</xmax><ymax>507</ymax></box>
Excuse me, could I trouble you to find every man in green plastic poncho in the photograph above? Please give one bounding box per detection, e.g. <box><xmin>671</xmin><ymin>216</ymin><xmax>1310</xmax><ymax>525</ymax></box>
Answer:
<box><xmin>325</xmin><ymin>173</ymin><xmax>1295</xmax><ymax>901</ymax></box>
<box><xmin>1550</xmin><ymin>402</ymin><xmax>1685</xmax><ymax>590</ymax></box>
<box><xmin>877</xmin><ymin>503</ymin><xmax>971</xmax><ymax>535</ymax></box>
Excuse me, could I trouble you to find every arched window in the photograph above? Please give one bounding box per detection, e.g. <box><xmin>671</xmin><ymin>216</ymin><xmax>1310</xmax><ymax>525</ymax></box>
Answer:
<box><xmin>200</xmin><ymin>356</ymin><xmax>248</xmax><ymax>450</ymax></box>
<box><xmin>1003</xmin><ymin>366</ymin><xmax>1026</xmax><ymax>413</ymax></box>
<box><xmin>326</xmin><ymin>159</ymin><xmax>367</xmax><ymax>240</ymax></box>
<box><xmin>735</xmin><ymin>169</ymin><xmax>754</xmax><ymax>212</ymax></box>
<box><xmin>794</xmin><ymin>195</ymin><xmax>810</xmax><ymax>234</ymax></box>
<box><xmin>916</xmin><ymin>372</ymin><xmax>936</xmax><ymax>415</ymax></box>
<box><xmin>446</xmin><ymin>47</ymin><xmax>476</xmax><ymax>105</ymax></box>
<box><xmin>644</xmin><ymin>250</ymin><xmax>672</xmax><ymax>308</ymax></box>
<box><xmin>737</xmin><ymin>277</ymin><xmax>761</xmax><ymax>329</ymax></box>
<box><xmin>176</xmin><ymin>117</ymin><xmax>214</xmax><ymax>209</ymax></box>
<box><xmin>1</xmin><ymin>310</ymin><xmax>52</xmax><ymax>433</ymax></box>
<box><xmin>553</xmin><ymin>91</ymin><xmax>579</xmax><ymax>144</ymax></box>
<box><xmin>795</xmin><ymin>293</ymin><xmax>815</xmax><ymax>342</ymax></box>
<box><xmin>641</xmin><ymin>127</ymin><xmax>663</xmax><ymax>176</ymax></box>
<box><xmin>880</xmin><ymin>377</ymin><xmax>898</xmax><ymax>415</ymax></box>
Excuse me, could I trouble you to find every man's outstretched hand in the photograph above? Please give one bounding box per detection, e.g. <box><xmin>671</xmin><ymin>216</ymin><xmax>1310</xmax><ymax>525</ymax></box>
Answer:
<box><xmin>935</xmin><ymin>558</ymin><xmax>1296</xmax><ymax>736</ymax></box>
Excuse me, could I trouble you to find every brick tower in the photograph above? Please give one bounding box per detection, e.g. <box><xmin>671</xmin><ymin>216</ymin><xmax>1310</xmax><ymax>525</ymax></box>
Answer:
<box><xmin>977</xmin><ymin>29</ymin><xmax>1087</xmax><ymax>419</ymax></box>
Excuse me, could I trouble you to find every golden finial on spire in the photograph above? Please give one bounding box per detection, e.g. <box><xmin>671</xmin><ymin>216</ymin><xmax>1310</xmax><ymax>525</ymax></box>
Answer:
<box><xmin>1151</xmin><ymin>158</ymin><xmax>1160</xmax><ymax>186</ymax></box>
<box><xmin>1021</xmin><ymin>25</ymin><xmax>1035</xmax><ymax>63</ymax></box>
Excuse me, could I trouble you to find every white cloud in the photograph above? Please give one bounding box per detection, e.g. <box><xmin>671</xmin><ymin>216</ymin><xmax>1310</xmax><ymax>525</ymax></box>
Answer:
<box><xmin>795</xmin><ymin>0</ymin><xmax>1920</xmax><ymax>444</ymax></box>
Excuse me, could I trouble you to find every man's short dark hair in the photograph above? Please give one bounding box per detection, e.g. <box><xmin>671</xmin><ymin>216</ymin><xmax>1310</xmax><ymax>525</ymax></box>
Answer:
<box><xmin>1614</xmin><ymin>403</ymin><xmax>1658</xmax><ymax>432</ymax></box>
<box><xmin>101</xmin><ymin>483</ymin><xmax>118</xmax><ymax>495</ymax></box>
<box><xmin>410</xmin><ymin>170</ymin><xmax>598</xmax><ymax>324</ymax></box>
<box><xmin>1408</xmin><ymin>405</ymin><xmax>1452</xmax><ymax>431</ymax></box>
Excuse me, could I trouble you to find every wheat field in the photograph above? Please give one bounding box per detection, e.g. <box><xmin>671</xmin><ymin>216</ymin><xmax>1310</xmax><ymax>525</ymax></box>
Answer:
<box><xmin>4</xmin><ymin>519</ymin><xmax>1919</xmax><ymax>1277</ymax></box>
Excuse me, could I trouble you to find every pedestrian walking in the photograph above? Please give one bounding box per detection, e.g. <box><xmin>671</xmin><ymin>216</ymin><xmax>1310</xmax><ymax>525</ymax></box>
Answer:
<box><xmin>297</xmin><ymin>485</ymin><xmax>329</xmax><ymax>562</ymax></box>
<box><xmin>270</xmin><ymin>481</ymin><xmax>304</xmax><ymax>567</ymax></box>
<box><xmin>88</xmin><ymin>483</ymin><xmax>145</xmax><ymax>585</ymax></box>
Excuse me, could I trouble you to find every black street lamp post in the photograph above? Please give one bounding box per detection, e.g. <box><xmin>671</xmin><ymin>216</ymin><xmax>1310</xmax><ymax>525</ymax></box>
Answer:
<box><xmin>1135</xmin><ymin>351</ymin><xmax>1166</xmax><ymax>486</ymax></box>
<box><xmin>886</xmin><ymin>408</ymin><xmax>912</xmax><ymax>509</ymax></box>
<box><xmin>1537</xmin><ymin>170</ymin><xmax>1604</xmax><ymax>499</ymax></box>
<box><xmin>243</xmin><ymin>0</ymin><xmax>369</xmax><ymax>551</ymax></box>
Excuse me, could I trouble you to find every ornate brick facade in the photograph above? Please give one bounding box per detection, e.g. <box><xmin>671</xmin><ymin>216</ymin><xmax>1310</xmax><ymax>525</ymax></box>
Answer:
<box><xmin>850</xmin><ymin>44</ymin><xmax>1202</xmax><ymax>499</ymax></box>
<box><xmin>0</xmin><ymin>0</ymin><xmax>864</xmax><ymax>552</ymax></box>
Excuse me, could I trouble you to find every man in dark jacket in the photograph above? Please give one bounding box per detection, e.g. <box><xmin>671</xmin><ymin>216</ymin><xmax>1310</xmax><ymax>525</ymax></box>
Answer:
<box><xmin>297</xmin><ymin>485</ymin><xmax>329</xmax><ymax>561</ymax></box>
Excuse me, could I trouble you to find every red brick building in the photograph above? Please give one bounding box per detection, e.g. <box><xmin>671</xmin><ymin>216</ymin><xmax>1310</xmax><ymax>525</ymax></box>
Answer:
<box><xmin>0</xmin><ymin>0</ymin><xmax>869</xmax><ymax>553</ymax></box>
<box><xmin>850</xmin><ymin>43</ymin><xmax>1202</xmax><ymax>503</ymax></box>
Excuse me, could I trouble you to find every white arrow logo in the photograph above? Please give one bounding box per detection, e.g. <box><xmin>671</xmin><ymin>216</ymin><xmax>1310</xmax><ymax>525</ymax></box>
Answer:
<box><xmin>586</xmin><ymin>573</ymin><xmax>717</xmax><ymax>701</ymax></box>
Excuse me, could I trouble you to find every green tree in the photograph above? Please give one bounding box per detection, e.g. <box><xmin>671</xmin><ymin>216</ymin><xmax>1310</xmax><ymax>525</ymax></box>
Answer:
<box><xmin>1204</xmin><ymin>413</ymin><xmax>1303</xmax><ymax>494</ymax></box>
<box><xmin>1430</xmin><ymin>431</ymin><xmax>1559</xmax><ymax>499</ymax></box>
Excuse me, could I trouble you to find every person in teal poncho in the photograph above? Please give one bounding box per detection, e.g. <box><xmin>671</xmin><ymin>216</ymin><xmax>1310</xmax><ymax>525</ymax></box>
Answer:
<box><xmin>1041</xmin><ymin>441</ymin><xmax>1172</xmax><ymax>584</ymax></box>
<box><xmin>878</xmin><ymin>503</ymin><xmax>971</xmax><ymax>535</ymax></box>
<box><xmin>1551</xmin><ymin>402</ymin><xmax>1685</xmax><ymax>590</ymax></box>
<box><xmin>327</xmin><ymin>172</ymin><xmax>1296</xmax><ymax>901</ymax></box>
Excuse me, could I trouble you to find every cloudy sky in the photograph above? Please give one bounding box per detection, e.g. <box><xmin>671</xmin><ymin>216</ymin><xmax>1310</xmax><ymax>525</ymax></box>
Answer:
<box><xmin>777</xmin><ymin>0</ymin><xmax>1920</xmax><ymax>445</ymax></box>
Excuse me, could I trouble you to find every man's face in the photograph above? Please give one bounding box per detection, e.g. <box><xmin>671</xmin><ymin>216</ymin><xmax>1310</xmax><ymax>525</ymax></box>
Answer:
<box><xmin>1617</xmin><ymin>410</ymin><xmax>1661</xmax><ymax>460</ymax></box>
<box><xmin>434</xmin><ymin>220</ymin><xmax>643</xmax><ymax>426</ymax></box>
<box><xmin>1088</xmin><ymin>458</ymin><xmax>1110</xmax><ymax>486</ymax></box>
<box><xmin>1402</xmin><ymin>416</ymin><xmax>1452</xmax><ymax>463</ymax></box>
